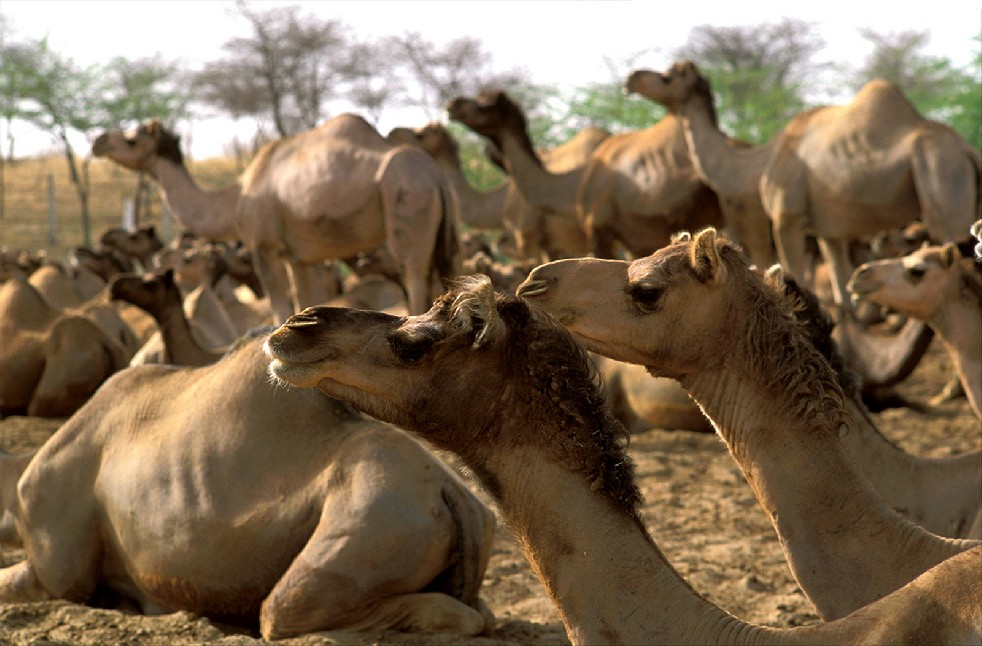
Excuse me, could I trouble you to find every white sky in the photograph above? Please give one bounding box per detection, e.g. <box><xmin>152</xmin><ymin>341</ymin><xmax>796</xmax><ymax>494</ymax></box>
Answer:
<box><xmin>3</xmin><ymin>0</ymin><xmax>980</xmax><ymax>158</ymax></box>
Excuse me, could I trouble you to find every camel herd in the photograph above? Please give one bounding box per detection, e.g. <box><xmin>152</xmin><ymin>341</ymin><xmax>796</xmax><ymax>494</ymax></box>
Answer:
<box><xmin>0</xmin><ymin>59</ymin><xmax>979</xmax><ymax>643</ymax></box>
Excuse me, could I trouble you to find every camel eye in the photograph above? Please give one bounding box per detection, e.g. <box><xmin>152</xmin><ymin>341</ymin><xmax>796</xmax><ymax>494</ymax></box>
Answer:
<box><xmin>906</xmin><ymin>265</ymin><xmax>926</xmax><ymax>282</ymax></box>
<box><xmin>627</xmin><ymin>284</ymin><xmax>663</xmax><ymax>311</ymax></box>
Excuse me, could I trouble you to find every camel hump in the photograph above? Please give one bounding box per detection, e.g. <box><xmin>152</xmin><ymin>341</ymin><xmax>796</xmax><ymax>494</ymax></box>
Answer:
<box><xmin>317</xmin><ymin>113</ymin><xmax>388</xmax><ymax>147</ymax></box>
<box><xmin>849</xmin><ymin>79</ymin><xmax>922</xmax><ymax>123</ymax></box>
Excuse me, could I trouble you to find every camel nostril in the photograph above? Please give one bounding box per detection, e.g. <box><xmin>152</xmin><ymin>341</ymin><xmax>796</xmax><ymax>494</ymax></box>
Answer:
<box><xmin>516</xmin><ymin>279</ymin><xmax>550</xmax><ymax>298</ymax></box>
<box><xmin>282</xmin><ymin>314</ymin><xmax>323</xmax><ymax>330</ymax></box>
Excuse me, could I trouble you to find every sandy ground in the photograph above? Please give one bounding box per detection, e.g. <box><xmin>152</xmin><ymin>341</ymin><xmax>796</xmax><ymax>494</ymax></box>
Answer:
<box><xmin>0</xmin><ymin>339</ymin><xmax>978</xmax><ymax>645</ymax></box>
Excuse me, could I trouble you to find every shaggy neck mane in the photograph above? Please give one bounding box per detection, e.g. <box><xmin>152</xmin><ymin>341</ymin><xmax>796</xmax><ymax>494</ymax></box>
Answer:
<box><xmin>433</xmin><ymin>284</ymin><xmax>643</xmax><ymax>525</ymax></box>
<box><xmin>724</xmin><ymin>252</ymin><xmax>846</xmax><ymax>435</ymax></box>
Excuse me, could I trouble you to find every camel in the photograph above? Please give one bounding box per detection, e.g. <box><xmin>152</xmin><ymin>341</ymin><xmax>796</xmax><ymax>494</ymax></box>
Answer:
<box><xmin>770</xmin><ymin>264</ymin><xmax>981</xmax><ymax>539</ymax></box>
<box><xmin>0</xmin><ymin>276</ymin><xmax>135</xmax><ymax>417</ymax></box>
<box><xmin>26</xmin><ymin>260</ymin><xmax>105</xmax><ymax>310</ymax></box>
<box><xmin>515</xmin><ymin>229</ymin><xmax>979</xmax><ymax>620</ymax></box>
<box><xmin>626</xmin><ymin>61</ymin><xmax>980</xmax><ymax>312</ymax></box>
<box><xmin>973</xmin><ymin>219</ymin><xmax>982</xmax><ymax>261</ymax></box>
<box><xmin>447</xmin><ymin>90</ymin><xmax>774</xmax><ymax>266</ymax></box>
<box><xmin>91</xmin><ymin>116</ymin><xmax>461</xmax><ymax>322</ymax></box>
<box><xmin>0</xmin><ymin>331</ymin><xmax>496</xmax><ymax>639</ymax></box>
<box><xmin>598</xmin><ymin>356</ymin><xmax>710</xmax><ymax>433</ymax></box>
<box><xmin>391</xmin><ymin>122</ymin><xmax>610</xmax><ymax>260</ymax></box>
<box><xmin>100</xmin><ymin>225</ymin><xmax>164</xmax><ymax>270</ymax></box>
<box><xmin>848</xmin><ymin>242</ymin><xmax>982</xmax><ymax>419</ymax></box>
<box><xmin>265</xmin><ymin>274</ymin><xmax>981</xmax><ymax>645</ymax></box>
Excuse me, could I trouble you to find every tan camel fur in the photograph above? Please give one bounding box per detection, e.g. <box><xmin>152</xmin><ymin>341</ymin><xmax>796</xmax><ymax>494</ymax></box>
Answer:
<box><xmin>627</xmin><ymin>61</ymin><xmax>980</xmax><ymax>311</ymax></box>
<box><xmin>0</xmin><ymin>331</ymin><xmax>496</xmax><ymax>639</ymax></box>
<box><xmin>392</xmin><ymin>122</ymin><xmax>609</xmax><ymax>260</ymax></box>
<box><xmin>27</xmin><ymin>261</ymin><xmax>105</xmax><ymax>309</ymax></box>
<box><xmin>0</xmin><ymin>277</ymin><xmax>135</xmax><ymax>417</ymax></box>
<box><xmin>771</xmin><ymin>265</ymin><xmax>981</xmax><ymax>539</ymax></box>
<box><xmin>92</xmin><ymin>117</ymin><xmax>460</xmax><ymax>322</ymax></box>
<box><xmin>448</xmin><ymin>90</ymin><xmax>729</xmax><ymax>261</ymax></box>
<box><xmin>110</xmin><ymin>270</ymin><xmax>226</xmax><ymax>367</ymax></box>
<box><xmin>265</xmin><ymin>275</ymin><xmax>981</xmax><ymax>645</ymax></box>
<box><xmin>848</xmin><ymin>243</ymin><xmax>982</xmax><ymax>419</ymax></box>
<box><xmin>516</xmin><ymin>229</ymin><xmax>979</xmax><ymax>620</ymax></box>
<box><xmin>597</xmin><ymin>356</ymin><xmax>710</xmax><ymax>433</ymax></box>
<box><xmin>100</xmin><ymin>225</ymin><xmax>164</xmax><ymax>271</ymax></box>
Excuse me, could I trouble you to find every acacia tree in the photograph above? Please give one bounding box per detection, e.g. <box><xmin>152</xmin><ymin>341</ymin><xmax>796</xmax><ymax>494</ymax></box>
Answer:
<box><xmin>673</xmin><ymin>18</ymin><xmax>827</xmax><ymax>143</ymax></box>
<box><xmin>195</xmin><ymin>1</ymin><xmax>359</xmax><ymax>138</ymax></box>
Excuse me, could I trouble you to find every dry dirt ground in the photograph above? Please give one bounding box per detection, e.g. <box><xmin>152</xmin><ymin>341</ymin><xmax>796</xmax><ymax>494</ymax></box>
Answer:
<box><xmin>0</xmin><ymin>340</ymin><xmax>978</xmax><ymax>646</ymax></box>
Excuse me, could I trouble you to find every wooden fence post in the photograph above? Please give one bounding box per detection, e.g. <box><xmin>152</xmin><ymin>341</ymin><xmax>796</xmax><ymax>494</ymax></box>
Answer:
<box><xmin>47</xmin><ymin>173</ymin><xmax>57</xmax><ymax>244</ymax></box>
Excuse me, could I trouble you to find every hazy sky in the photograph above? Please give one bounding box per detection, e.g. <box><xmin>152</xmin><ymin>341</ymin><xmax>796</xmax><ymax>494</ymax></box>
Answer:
<box><xmin>3</xmin><ymin>0</ymin><xmax>979</xmax><ymax>157</ymax></box>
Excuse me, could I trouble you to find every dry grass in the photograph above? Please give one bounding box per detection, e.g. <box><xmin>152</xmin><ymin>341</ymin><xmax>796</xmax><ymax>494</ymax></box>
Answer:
<box><xmin>1</xmin><ymin>155</ymin><xmax>242</xmax><ymax>262</ymax></box>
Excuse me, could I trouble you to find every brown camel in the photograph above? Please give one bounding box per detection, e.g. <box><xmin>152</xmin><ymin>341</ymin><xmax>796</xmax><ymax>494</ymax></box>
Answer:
<box><xmin>0</xmin><ymin>277</ymin><xmax>135</xmax><ymax>417</ymax></box>
<box><xmin>0</xmin><ymin>331</ymin><xmax>495</xmax><ymax>639</ymax></box>
<box><xmin>265</xmin><ymin>274</ymin><xmax>981</xmax><ymax>645</ymax></box>
<box><xmin>100</xmin><ymin>225</ymin><xmax>164</xmax><ymax>271</ymax></box>
<box><xmin>626</xmin><ymin>61</ymin><xmax>980</xmax><ymax>311</ymax></box>
<box><xmin>91</xmin><ymin>117</ymin><xmax>460</xmax><ymax>322</ymax></box>
<box><xmin>516</xmin><ymin>229</ymin><xmax>979</xmax><ymax>620</ymax></box>
<box><xmin>849</xmin><ymin>242</ymin><xmax>982</xmax><ymax>419</ymax></box>
<box><xmin>392</xmin><ymin>121</ymin><xmax>609</xmax><ymax>260</ymax></box>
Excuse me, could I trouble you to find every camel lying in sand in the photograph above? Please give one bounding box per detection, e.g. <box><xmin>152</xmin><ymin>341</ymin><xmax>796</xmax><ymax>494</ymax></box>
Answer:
<box><xmin>516</xmin><ymin>229</ymin><xmax>979</xmax><ymax>620</ymax></box>
<box><xmin>848</xmin><ymin>242</ymin><xmax>982</xmax><ymax>419</ymax></box>
<box><xmin>0</xmin><ymin>331</ymin><xmax>495</xmax><ymax>640</ymax></box>
<box><xmin>265</xmin><ymin>274</ymin><xmax>981</xmax><ymax>645</ymax></box>
<box><xmin>92</xmin><ymin>117</ymin><xmax>460</xmax><ymax>322</ymax></box>
<box><xmin>0</xmin><ymin>277</ymin><xmax>136</xmax><ymax>417</ymax></box>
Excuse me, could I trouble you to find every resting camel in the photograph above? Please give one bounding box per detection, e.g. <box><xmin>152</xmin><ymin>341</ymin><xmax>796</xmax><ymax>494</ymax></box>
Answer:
<box><xmin>100</xmin><ymin>225</ymin><xmax>164</xmax><ymax>271</ymax></box>
<box><xmin>626</xmin><ymin>61</ymin><xmax>980</xmax><ymax>312</ymax></box>
<box><xmin>515</xmin><ymin>229</ymin><xmax>979</xmax><ymax>620</ymax></box>
<box><xmin>0</xmin><ymin>277</ymin><xmax>135</xmax><ymax>417</ymax></box>
<box><xmin>848</xmin><ymin>242</ymin><xmax>982</xmax><ymax>419</ymax></box>
<box><xmin>265</xmin><ymin>274</ymin><xmax>981</xmax><ymax>645</ymax></box>
<box><xmin>92</xmin><ymin>116</ymin><xmax>460</xmax><ymax>322</ymax></box>
<box><xmin>0</xmin><ymin>330</ymin><xmax>495</xmax><ymax>639</ymax></box>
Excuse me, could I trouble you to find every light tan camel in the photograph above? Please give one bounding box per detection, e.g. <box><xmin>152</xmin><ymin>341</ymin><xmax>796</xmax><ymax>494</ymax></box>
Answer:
<box><xmin>447</xmin><ymin>90</ymin><xmax>731</xmax><ymax>261</ymax></box>
<box><xmin>392</xmin><ymin>122</ymin><xmax>609</xmax><ymax>260</ymax></box>
<box><xmin>626</xmin><ymin>61</ymin><xmax>980</xmax><ymax>312</ymax></box>
<box><xmin>100</xmin><ymin>225</ymin><xmax>164</xmax><ymax>270</ymax></box>
<box><xmin>0</xmin><ymin>277</ymin><xmax>135</xmax><ymax>417</ymax></box>
<box><xmin>771</xmin><ymin>264</ymin><xmax>981</xmax><ymax>539</ymax></box>
<box><xmin>598</xmin><ymin>356</ymin><xmax>710</xmax><ymax>433</ymax></box>
<box><xmin>92</xmin><ymin>116</ymin><xmax>460</xmax><ymax>322</ymax></box>
<box><xmin>848</xmin><ymin>243</ymin><xmax>982</xmax><ymax>419</ymax></box>
<box><xmin>516</xmin><ymin>229</ymin><xmax>979</xmax><ymax>620</ymax></box>
<box><xmin>27</xmin><ymin>260</ymin><xmax>105</xmax><ymax>309</ymax></box>
<box><xmin>265</xmin><ymin>274</ymin><xmax>981</xmax><ymax>645</ymax></box>
<box><xmin>0</xmin><ymin>331</ymin><xmax>495</xmax><ymax>639</ymax></box>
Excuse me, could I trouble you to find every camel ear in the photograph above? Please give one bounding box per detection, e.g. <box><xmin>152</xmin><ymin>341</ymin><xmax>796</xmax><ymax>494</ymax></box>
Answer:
<box><xmin>450</xmin><ymin>275</ymin><xmax>505</xmax><ymax>349</ymax></box>
<box><xmin>940</xmin><ymin>242</ymin><xmax>959</xmax><ymax>268</ymax></box>
<box><xmin>688</xmin><ymin>228</ymin><xmax>726</xmax><ymax>283</ymax></box>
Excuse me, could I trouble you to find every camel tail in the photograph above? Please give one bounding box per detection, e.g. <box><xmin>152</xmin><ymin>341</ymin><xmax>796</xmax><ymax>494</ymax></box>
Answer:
<box><xmin>432</xmin><ymin>180</ymin><xmax>462</xmax><ymax>285</ymax></box>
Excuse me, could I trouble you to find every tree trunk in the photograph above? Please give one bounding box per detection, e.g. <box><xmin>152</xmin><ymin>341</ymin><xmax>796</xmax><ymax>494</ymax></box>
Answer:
<box><xmin>59</xmin><ymin>130</ymin><xmax>91</xmax><ymax>247</ymax></box>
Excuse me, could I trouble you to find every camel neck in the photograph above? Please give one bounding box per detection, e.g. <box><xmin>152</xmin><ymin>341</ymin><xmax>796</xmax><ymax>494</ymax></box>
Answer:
<box><xmin>148</xmin><ymin>157</ymin><xmax>241</xmax><ymax>241</ymax></box>
<box><xmin>152</xmin><ymin>298</ymin><xmax>215</xmax><ymax>367</ymax></box>
<box><xmin>933</xmin><ymin>300</ymin><xmax>982</xmax><ymax>418</ymax></box>
<box><xmin>680</xmin><ymin>94</ymin><xmax>773</xmax><ymax>198</ymax></box>
<box><xmin>496</xmin><ymin>132</ymin><xmax>581</xmax><ymax>213</ymax></box>
<box><xmin>482</xmin><ymin>446</ymin><xmax>770</xmax><ymax>645</ymax></box>
<box><xmin>682</xmin><ymin>367</ymin><xmax>974</xmax><ymax>619</ymax></box>
<box><xmin>443</xmin><ymin>167</ymin><xmax>508</xmax><ymax>230</ymax></box>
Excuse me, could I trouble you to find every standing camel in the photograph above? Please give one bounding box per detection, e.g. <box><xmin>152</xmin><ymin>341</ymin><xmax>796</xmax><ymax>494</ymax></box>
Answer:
<box><xmin>92</xmin><ymin>117</ymin><xmax>460</xmax><ymax>322</ymax></box>
<box><xmin>265</xmin><ymin>274</ymin><xmax>981</xmax><ymax>645</ymax></box>
<box><xmin>626</xmin><ymin>61</ymin><xmax>980</xmax><ymax>311</ymax></box>
<box><xmin>516</xmin><ymin>229</ymin><xmax>978</xmax><ymax>620</ymax></box>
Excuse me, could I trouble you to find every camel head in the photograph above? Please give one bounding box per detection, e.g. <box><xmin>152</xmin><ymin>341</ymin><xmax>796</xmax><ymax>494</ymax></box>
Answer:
<box><xmin>446</xmin><ymin>90</ymin><xmax>527</xmax><ymax>152</ymax></box>
<box><xmin>518</xmin><ymin>227</ymin><xmax>788</xmax><ymax>380</ymax></box>
<box><xmin>625</xmin><ymin>60</ymin><xmax>715</xmax><ymax>117</ymax></box>
<box><xmin>91</xmin><ymin>119</ymin><xmax>184</xmax><ymax>172</ymax></box>
<box><xmin>265</xmin><ymin>274</ymin><xmax>627</xmax><ymax>479</ymax></box>
<box><xmin>847</xmin><ymin>242</ymin><xmax>968</xmax><ymax>320</ymax></box>
<box><xmin>71</xmin><ymin>246</ymin><xmax>133</xmax><ymax>281</ymax></box>
<box><xmin>109</xmin><ymin>268</ymin><xmax>183</xmax><ymax>316</ymax></box>
<box><xmin>99</xmin><ymin>225</ymin><xmax>164</xmax><ymax>262</ymax></box>
<box><xmin>388</xmin><ymin>123</ymin><xmax>462</xmax><ymax>168</ymax></box>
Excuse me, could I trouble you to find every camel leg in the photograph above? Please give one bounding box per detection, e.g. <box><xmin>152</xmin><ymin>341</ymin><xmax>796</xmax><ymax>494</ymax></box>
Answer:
<box><xmin>258</xmin><ymin>487</ymin><xmax>487</xmax><ymax>640</ymax></box>
<box><xmin>771</xmin><ymin>210</ymin><xmax>812</xmax><ymax>292</ymax></box>
<box><xmin>0</xmin><ymin>561</ymin><xmax>55</xmax><ymax>602</ymax></box>
<box><xmin>815</xmin><ymin>237</ymin><xmax>856</xmax><ymax>311</ymax></box>
<box><xmin>910</xmin><ymin>134</ymin><xmax>979</xmax><ymax>243</ymax></box>
<box><xmin>289</xmin><ymin>261</ymin><xmax>339</xmax><ymax>311</ymax></box>
<box><xmin>253</xmin><ymin>246</ymin><xmax>296</xmax><ymax>324</ymax></box>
